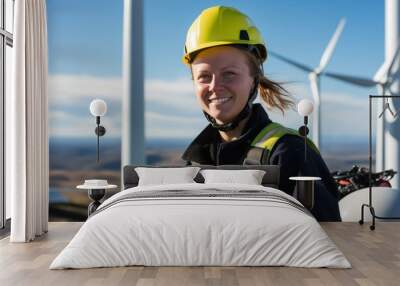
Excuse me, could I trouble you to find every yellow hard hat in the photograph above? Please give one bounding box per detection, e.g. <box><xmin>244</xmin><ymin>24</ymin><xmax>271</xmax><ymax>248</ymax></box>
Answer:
<box><xmin>183</xmin><ymin>6</ymin><xmax>267</xmax><ymax>65</ymax></box>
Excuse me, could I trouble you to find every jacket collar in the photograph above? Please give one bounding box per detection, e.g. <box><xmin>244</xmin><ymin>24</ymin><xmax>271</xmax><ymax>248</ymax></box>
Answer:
<box><xmin>182</xmin><ymin>103</ymin><xmax>272</xmax><ymax>164</ymax></box>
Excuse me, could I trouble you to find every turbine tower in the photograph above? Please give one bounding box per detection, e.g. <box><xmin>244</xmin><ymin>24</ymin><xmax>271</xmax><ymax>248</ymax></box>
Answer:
<box><xmin>270</xmin><ymin>18</ymin><xmax>346</xmax><ymax>149</ymax></box>
<box><xmin>321</xmin><ymin>46</ymin><xmax>400</xmax><ymax>172</ymax></box>
<box><xmin>316</xmin><ymin>0</ymin><xmax>400</xmax><ymax>188</ymax></box>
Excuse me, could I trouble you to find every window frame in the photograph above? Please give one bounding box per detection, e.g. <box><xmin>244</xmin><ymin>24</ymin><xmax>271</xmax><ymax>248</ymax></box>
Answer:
<box><xmin>1</xmin><ymin>0</ymin><xmax>13</xmax><ymax>230</ymax></box>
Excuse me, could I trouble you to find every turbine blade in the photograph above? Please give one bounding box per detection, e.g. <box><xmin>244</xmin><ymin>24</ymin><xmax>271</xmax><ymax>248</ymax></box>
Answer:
<box><xmin>317</xmin><ymin>18</ymin><xmax>346</xmax><ymax>72</ymax></box>
<box><xmin>374</xmin><ymin>45</ymin><xmax>400</xmax><ymax>81</ymax></box>
<box><xmin>324</xmin><ymin>71</ymin><xmax>378</xmax><ymax>87</ymax></box>
<box><xmin>309</xmin><ymin>74</ymin><xmax>320</xmax><ymax>104</ymax></box>
<box><xmin>387</xmin><ymin>45</ymin><xmax>400</xmax><ymax>76</ymax></box>
<box><xmin>269</xmin><ymin>51</ymin><xmax>314</xmax><ymax>73</ymax></box>
<box><xmin>373</xmin><ymin>61</ymin><xmax>390</xmax><ymax>82</ymax></box>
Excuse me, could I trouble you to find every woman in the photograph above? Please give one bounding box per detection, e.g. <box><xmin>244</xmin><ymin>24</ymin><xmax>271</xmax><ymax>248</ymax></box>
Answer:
<box><xmin>181</xmin><ymin>6</ymin><xmax>341</xmax><ymax>221</ymax></box>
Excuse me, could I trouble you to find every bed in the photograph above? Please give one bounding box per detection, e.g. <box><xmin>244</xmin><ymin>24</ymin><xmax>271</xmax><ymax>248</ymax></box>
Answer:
<box><xmin>50</xmin><ymin>165</ymin><xmax>350</xmax><ymax>269</ymax></box>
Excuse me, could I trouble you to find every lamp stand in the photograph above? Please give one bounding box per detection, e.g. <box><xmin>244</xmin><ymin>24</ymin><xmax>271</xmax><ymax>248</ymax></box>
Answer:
<box><xmin>298</xmin><ymin>116</ymin><xmax>309</xmax><ymax>162</ymax></box>
<box><xmin>96</xmin><ymin>116</ymin><xmax>100</xmax><ymax>163</ymax></box>
<box><xmin>94</xmin><ymin>116</ymin><xmax>106</xmax><ymax>163</ymax></box>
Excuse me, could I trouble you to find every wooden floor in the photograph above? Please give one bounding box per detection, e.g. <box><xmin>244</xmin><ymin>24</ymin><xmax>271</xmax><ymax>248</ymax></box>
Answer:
<box><xmin>0</xmin><ymin>222</ymin><xmax>399</xmax><ymax>286</ymax></box>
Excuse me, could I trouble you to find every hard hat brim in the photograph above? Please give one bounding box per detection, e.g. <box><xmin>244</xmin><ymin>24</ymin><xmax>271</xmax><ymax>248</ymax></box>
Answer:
<box><xmin>182</xmin><ymin>41</ymin><xmax>267</xmax><ymax>65</ymax></box>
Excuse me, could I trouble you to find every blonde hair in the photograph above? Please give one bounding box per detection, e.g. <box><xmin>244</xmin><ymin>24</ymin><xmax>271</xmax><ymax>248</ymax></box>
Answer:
<box><xmin>243</xmin><ymin>49</ymin><xmax>295</xmax><ymax>114</ymax></box>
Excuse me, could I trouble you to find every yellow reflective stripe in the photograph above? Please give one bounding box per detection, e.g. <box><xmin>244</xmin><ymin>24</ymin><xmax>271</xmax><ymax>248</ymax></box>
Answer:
<box><xmin>251</xmin><ymin>122</ymin><xmax>320</xmax><ymax>154</ymax></box>
<box><xmin>250</xmin><ymin>122</ymin><xmax>283</xmax><ymax>146</ymax></box>
<box><xmin>255</xmin><ymin>128</ymin><xmax>287</xmax><ymax>149</ymax></box>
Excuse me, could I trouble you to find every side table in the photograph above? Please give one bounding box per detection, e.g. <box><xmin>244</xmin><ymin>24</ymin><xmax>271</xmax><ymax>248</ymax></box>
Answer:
<box><xmin>289</xmin><ymin>176</ymin><xmax>321</xmax><ymax>210</ymax></box>
<box><xmin>77</xmin><ymin>180</ymin><xmax>118</xmax><ymax>216</ymax></box>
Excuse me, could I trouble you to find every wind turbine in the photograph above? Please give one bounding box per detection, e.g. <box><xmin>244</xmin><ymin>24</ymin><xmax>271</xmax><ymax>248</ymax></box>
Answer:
<box><xmin>321</xmin><ymin>46</ymin><xmax>400</xmax><ymax>171</ymax></box>
<box><xmin>269</xmin><ymin>18</ymin><xmax>346</xmax><ymax>149</ymax></box>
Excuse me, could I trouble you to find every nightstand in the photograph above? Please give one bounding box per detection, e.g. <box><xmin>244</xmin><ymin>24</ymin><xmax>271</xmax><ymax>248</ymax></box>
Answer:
<box><xmin>289</xmin><ymin>176</ymin><xmax>321</xmax><ymax>210</ymax></box>
<box><xmin>77</xmin><ymin>180</ymin><xmax>118</xmax><ymax>216</ymax></box>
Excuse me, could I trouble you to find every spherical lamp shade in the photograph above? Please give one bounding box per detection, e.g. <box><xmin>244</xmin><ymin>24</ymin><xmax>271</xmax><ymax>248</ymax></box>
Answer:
<box><xmin>297</xmin><ymin>99</ymin><xmax>314</xmax><ymax>117</ymax></box>
<box><xmin>90</xmin><ymin>99</ymin><xmax>107</xmax><ymax>117</ymax></box>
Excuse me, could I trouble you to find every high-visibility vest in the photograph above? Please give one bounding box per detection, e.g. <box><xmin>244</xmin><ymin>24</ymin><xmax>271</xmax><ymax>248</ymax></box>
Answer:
<box><xmin>244</xmin><ymin>122</ymin><xmax>320</xmax><ymax>165</ymax></box>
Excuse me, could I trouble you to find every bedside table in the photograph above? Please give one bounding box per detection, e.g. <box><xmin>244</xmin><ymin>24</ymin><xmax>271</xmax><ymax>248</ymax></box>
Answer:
<box><xmin>77</xmin><ymin>180</ymin><xmax>118</xmax><ymax>216</ymax></box>
<box><xmin>289</xmin><ymin>176</ymin><xmax>321</xmax><ymax>210</ymax></box>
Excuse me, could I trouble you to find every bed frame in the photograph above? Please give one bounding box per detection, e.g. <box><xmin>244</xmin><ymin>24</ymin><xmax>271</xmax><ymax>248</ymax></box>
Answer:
<box><xmin>123</xmin><ymin>165</ymin><xmax>280</xmax><ymax>190</ymax></box>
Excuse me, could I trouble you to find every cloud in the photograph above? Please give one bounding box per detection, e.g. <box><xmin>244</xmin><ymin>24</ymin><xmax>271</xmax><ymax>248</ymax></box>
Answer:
<box><xmin>48</xmin><ymin>75</ymin><xmax>123</xmax><ymax>138</ymax></box>
<box><xmin>48</xmin><ymin>74</ymin><xmax>122</xmax><ymax>102</ymax></box>
<box><xmin>48</xmin><ymin>74</ymin><xmax>205</xmax><ymax>138</ymax></box>
<box><xmin>146</xmin><ymin>78</ymin><xmax>194</xmax><ymax>95</ymax></box>
<box><xmin>278</xmin><ymin>82</ymin><xmax>369</xmax><ymax>137</ymax></box>
<box><xmin>145</xmin><ymin>111</ymin><xmax>205</xmax><ymax>139</ymax></box>
<box><xmin>48</xmin><ymin>74</ymin><xmax>370</xmax><ymax>140</ymax></box>
<box><xmin>145</xmin><ymin>78</ymin><xmax>201</xmax><ymax>116</ymax></box>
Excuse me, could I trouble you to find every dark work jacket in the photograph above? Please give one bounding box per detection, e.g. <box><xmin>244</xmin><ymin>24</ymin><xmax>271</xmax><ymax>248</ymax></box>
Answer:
<box><xmin>182</xmin><ymin>103</ymin><xmax>341</xmax><ymax>221</ymax></box>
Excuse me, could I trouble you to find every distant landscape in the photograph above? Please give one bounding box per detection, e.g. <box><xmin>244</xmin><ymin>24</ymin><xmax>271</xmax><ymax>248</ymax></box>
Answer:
<box><xmin>49</xmin><ymin>137</ymin><xmax>371</xmax><ymax>221</ymax></box>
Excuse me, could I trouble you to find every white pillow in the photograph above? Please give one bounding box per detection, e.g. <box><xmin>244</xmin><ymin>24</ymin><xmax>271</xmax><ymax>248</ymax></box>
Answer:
<box><xmin>135</xmin><ymin>167</ymin><xmax>201</xmax><ymax>186</ymax></box>
<box><xmin>200</xmin><ymin>169</ymin><xmax>266</xmax><ymax>185</ymax></box>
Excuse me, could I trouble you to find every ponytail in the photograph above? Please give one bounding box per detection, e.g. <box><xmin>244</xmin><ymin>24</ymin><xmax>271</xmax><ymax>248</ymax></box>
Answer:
<box><xmin>257</xmin><ymin>74</ymin><xmax>295</xmax><ymax>114</ymax></box>
<box><xmin>244</xmin><ymin>49</ymin><xmax>295</xmax><ymax>114</ymax></box>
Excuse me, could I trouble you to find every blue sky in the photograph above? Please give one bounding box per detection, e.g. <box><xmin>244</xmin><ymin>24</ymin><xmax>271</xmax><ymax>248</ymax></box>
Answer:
<box><xmin>47</xmin><ymin>0</ymin><xmax>384</xmax><ymax>145</ymax></box>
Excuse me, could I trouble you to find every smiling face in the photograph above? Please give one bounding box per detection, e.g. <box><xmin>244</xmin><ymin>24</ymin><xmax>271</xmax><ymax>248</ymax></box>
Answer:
<box><xmin>191</xmin><ymin>45</ymin><xmax>255</xmax><ymax>124</ymax></box>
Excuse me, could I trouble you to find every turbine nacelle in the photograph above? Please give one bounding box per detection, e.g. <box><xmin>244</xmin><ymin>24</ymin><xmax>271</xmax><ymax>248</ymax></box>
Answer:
<box><xmin>308</xmin><ymin>72</ymin><xmax>318</xmax><ymax>81</ymax></box>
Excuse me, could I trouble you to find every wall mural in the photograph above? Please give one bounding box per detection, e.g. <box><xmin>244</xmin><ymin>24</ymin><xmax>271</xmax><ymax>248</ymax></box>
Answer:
<box><xmin>47</xmin><ymin>0</ymin><xmax>378</xmax><ymax>221</ymax></box>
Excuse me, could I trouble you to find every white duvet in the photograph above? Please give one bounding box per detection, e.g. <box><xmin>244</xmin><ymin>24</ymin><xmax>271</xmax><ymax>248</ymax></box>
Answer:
<box><xmin>50</xmin><ymin>183</ymin><xmax>351</xmax><ymax>269</ymax></box>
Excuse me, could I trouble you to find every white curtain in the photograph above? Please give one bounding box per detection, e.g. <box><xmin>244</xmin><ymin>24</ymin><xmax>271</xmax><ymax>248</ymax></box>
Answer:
<box><xmin>7</xmin><ymin>0</ymin><xmax>49</xmax><ymax>242</ymax></box>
